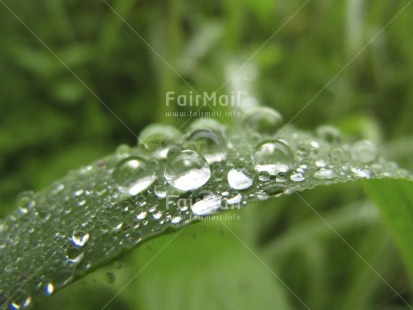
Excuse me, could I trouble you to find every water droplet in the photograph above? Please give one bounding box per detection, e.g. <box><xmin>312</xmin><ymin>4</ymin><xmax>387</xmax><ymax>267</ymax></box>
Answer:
<box><xmin>104</xmin><ymin>272</ymin><xmax>116</xmax><ymax>284</ymax></box>
<box><xmin>152</xmin><ymin>211</ymin><xmax>163</xmax><ymax>220</ymax></box>
<box><xmin>314</xmin><ymin>168</ymin><xmax>334</xmax><ymax>180</ymax></box>
<box><xmin>38</xmin><ymin>282</ymin><xmax>55</xmax><ymax>296</ymax></box>
<box><xmin>66</xmin><ymin>245</ymin><xmax>84</xmax><ymax>263</ymax></box>
<box><xmin>258</xmin><ymin>171</ymin><xmax>271</xmax><ymax>182</ymax></box>
<box><xmin>191</xmin><ymin>193</ymin><xmax>221</xmax><ymax>216</ymax></box>
<box><xmin>164</xmin><ymin>150</ymin><xmax>211</xmax><ymax>191</ymax></box>
<box><xmin>351</xmin><ymin>167</ymin><xmax>371</xmax><ymax>178</ymax></box>
<box><xmin>71</xmin><ymin>230</ymin><xmax>89</xmax><ymax>247</ymax></box>
<box><xmin>290</xmin><ymin>173</ymin><xmax>305</xmax><ymax>182</ymax></box>
<box><xmin>116</xmin><ymin>144</ymin><xmax>131</xmax><ymax>155</ymax></box>
<box><xmin>263</xmin><ymin>184</ymin><xmax>286</xmax><ymax>196</ymax></box>
<box><xmin>227</xmin><ymin>168</ymin><xmax>253</xmax><ymax>190</ymax></box>
<box><xmin>137</xmin><ymin>211</ymin><xmax>147</xmax><ymax>220</ymax></box>
<box><xmin>188</xmin><ymin>118</ymin><xmax>225</xmax><ymax>133</ymax></box>
<box><xmin>184</xmin><ymin>129</ymin><xmax>226</xmax><ymax>163</ymax></box>
<box><xmin>171</xmin><ymin>216</ymin><xmax>183</xmax><ymax>224</ymax></box>
<box><xmin>113</xmin><ymin>156</ymin><xmax>158</xmax><ymax>195</ymax></box>
<box><xmin>17</xmin><ymin>191</ymin><xmax>35</xmax><ymax>214</ymax></box>
<box><xmin>225</xmin><ymin>192</ymin><xmax>242</xmax><ymax>206</ymax></box>
<box><xmin>242</xmin><ymin>107</ymin><xmax>283</xmax><ymax>135</ymax></box>
<box><xmin>9</xmin><ymin>289</ymin><xmax>31</xmax><ymax>310</ymax></box>
<box><xmin>316</xmin><ymin>125</ymin><xmax>341</xmax><ymax>144</ymax></box>
<box><xmin>139</xmin><ymin>124</ymin><xmax>182</xmax><ymax>158</ymax></box>
<box><xmin>252</xmin><ymin>140</ymin><xmax>294</xmax><ymax>175</ymax></box>
<box><xmin>351</xmin><ymin>140</ymin><xmax>377</xmax><ymax>163</ymax></box>
<box><xmin>154</xmin><ymin>184</ymin><xmax>168</xmax><ymax>198</ymax></box>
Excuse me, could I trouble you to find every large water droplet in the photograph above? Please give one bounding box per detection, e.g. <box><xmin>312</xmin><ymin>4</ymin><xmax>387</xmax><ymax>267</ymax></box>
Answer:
<box><xmin>351</xmin><ymin>140</ymin><xmax>377</xmax><ymax>163</ymax></box>
<box><xmin>71</xmin><ymin>230</ymin><xmax>90</xmax><ymax>247</ymax></box>
<box><xmin>191</xmin><ymin>193</ymin><xmax>221</xmax><ymax>216</ymax></box>
<box><xmin>184</xmin><ymin>129</ymin><xmax>226</xmax><ymax>163</ymax></box>
<box><xmin>227</xmin><ymin>168</ymin><xmax>253</xmax><ymax>190</ymax></box>
<box><xmin>113</xmin><ymin>156</ymin><xmax>158</xmax><ymax>195</ymax></box>
<box><xmin>164</xmin><ymin>150</ymin><xmax>211</xmax><ymax>191</ymax></box>
<box><xmin>242</xmin><ymin>107</ymin><xmax>283</xmax><ymax>135</ymax></box>
<box><xmin>252</xmin><ymin>140</ymin><xmax>294</xmax><ymax>175</ymax></box>
<box><xmin>9</xmin><ymin>289</ymin><xmax>31</xmax><ymax>310</ymax></box>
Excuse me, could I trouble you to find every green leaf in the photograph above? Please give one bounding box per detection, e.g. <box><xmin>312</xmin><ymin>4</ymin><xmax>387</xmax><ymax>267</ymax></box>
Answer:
<box><xmin>365</xmin><ymin>179</ymin><xmax>413</xmax><ymax>281</ymax></box>
<box><xmin>1</xmin><ymin>114</ymin><xmax>412</xmax><ymax>308</ymax></box>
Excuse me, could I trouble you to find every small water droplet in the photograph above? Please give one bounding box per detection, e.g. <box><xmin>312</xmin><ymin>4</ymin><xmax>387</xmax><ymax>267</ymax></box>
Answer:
<box><xmin>71</xmin><ymin>230</ymin><xmax>90</xmax><ymax>247</ymax></box>
<box><xmin>116</xmin><ymin>144</ymin><xmax>131</xmax><ymax>156</ymax></box>
<box><xmin>171</xmin><ymin>216</ymin><xmax>182</xmax><ymax>224</ymax></box>
<box><xmin>66</xmin><ymin>245</ymin><xmax>84</xmax><ymax>263</ymax></box>
<box><xmin>258</xmin><ymin>171</ymin><xmax>271</xmax><ymax>182</ymax></box>
<box><xmin>314</xmin><ymin>168</ymin><xmax>334</xmax><ymax>180</ymax></box>
<box><xmin>139</xmin><ymin>124</ymin><xmax>182</xmax><ymax>158</ymax></box>
<box><xmin>227</xmin><ymin>168</ymin><xmax>253</xmax><ymax>190</ymax></box>
<box><xmin>17</xmin><ymin>191</ymin><xmax>35</xmax><ymax>214</ymax></box>
<box><xmin>351</xmin><ymin>140</ymin><xmax>377</xmax><ymax>163</ymax></box>
<box><xmin>113</xmin><ymin>156</ymin><xmax>158</xmax><ymax>195</ymax></box>
<box><xmin>9</xmin><ymin>289</ymin><xmax>31</xmax><ymax>310</ymax></box>
<box><xmin>184</xmin><ymin>129</ymin><xmax>226</xmax><ymax>163</ymax></box>
<box><xmin>137</xmin><ymin>211</ymin><xmax>147</xmax><ymax>220</ymax></box>
<box><xmin>225</xmin><ymin>192</ymin><xmax>242</xmax><ymax>206</ymax></box>
<box><xmin>252</xmin><ymin>140</ymin><xmax>294</xmax><ymax>175</ymax></box>
<box><xmin>164</xmin><ymin>150</ymin><xmax>211</xmax><ymax>191</ymax></box>
<box><xmin>242</xmin><ymin>107</ymin><xmax>283</xmax><ymax>135</ymax></box>
<box><xmin>316</xmin><ymin>125</ymin><xmax>341</xmax><ymax>144</ymax></box>
<box><xmin>351</xmin><ymin>167</ymin><xmax>371</xmax><ymax>178</ymax></box>
<box><xmin>263</xmin><ymin>184</ymin><xmax>286</xmax><ymax>196</ymax></box>
<box><xmin>154</xmin><ymin>184</ymin><xmax>168</xmax><ymax>198</ymax></box>
<box><xmin>191</xmin><ymin>193</ymin><xmax>221</xmax><ymax>216</ymax></box>
<box><xmin>152</xmin><ymin>211</ymin><xmax>163</xmax><ymax>220</ymax></box>
<box><xmin>104</xmin><ymin>272</ymin><xmax>116</xmax><ymax>284</ymax></box>
<box><xmin>290</xmin><ymin>172</ymin><xmax>305</xmax><ymax>182</ymax></box>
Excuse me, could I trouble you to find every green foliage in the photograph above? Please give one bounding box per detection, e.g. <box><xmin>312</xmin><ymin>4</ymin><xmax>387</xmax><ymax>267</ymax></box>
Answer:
<box><xmin>1</xmin><ymin>0</ymin><xmax>413</xmax><ymax>309</ymax></box>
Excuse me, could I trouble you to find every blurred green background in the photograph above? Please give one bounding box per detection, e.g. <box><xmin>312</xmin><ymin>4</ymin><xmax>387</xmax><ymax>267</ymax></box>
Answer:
<box><xmin>1</xmin><ymin>0</ymin><xmax>413</xmax><ymax>309</ymax></box>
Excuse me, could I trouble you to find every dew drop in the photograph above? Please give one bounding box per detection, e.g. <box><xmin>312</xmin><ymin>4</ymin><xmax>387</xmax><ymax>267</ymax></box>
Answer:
<box><xmin>17</xmin><ymin>191</ymin><xmax>35</xmax><ymax>214</ymax></box>
<box><xmin>154</xmin><ymin>184</ymin><xmax>168</xmax><ymax>198</ymax></box>
<box><xmin>316</xmin><ymin>125</ymin><xmax>341</xmax><ymax>144</ymax></box>
<box><xmin>71</xmin><ymin>230</ymin><xmax>90</xmax><ymax>247</ymax></box>
<box><xmin>242</xmin><ymin>107</ymin><xmax>283</xmax><ymax>135</ymax></box>
<box><xmin>252</xmin><ymin>140</ymin><xmax>294</xmax><ymax>175</ymax></box>
<box><xmin>314</xmin><ymin>168</ymin><xmax>334</xmax><ymax>180</ymax></box>
<box><xmin>164</xmin><ymin>150</ymin><xmax>211</xmax><ymax>191</ymax></box>
<box><xmin>263</xmin><ymin>184</ymin><xmax>286</xmax><ymax>196</ymax></box>
<box><xmin>139</xmin><ymin>124</ymin><xmax>182</xmax><ymax>158</ymax></box>
<box><xmin>9</xmin><ymin>289</ymin><xmax>31</xmax><ymax>310</ymax></box>
<box><xmin>188</xmin><ymin>118</ymin><xmax>225</xmax><ymax>133</ymax></box>
<box><xmin>113</xmin><ymin>156</ymin><xmax>158</xmax><ymax>195</ymax></box>
<box><xmin>184</xmin><ymin>129</ymin><xmax>226</xmax><ymax>163</ymax></box>
<box><xmin>137</xmin><ymin>211</ymin><xmax>147</xmax><ymax>220</ymax></box>
<box><xmin>258</xmin><ymin>171</ymin><xmax>271</xmax><ymax>182</ymax></box>
<box><xmin>227</xmin><ymin>168</ymin><xmax>253</xmax><ymax>190</ymax></box>
<box><xmin>290</xmin><ymin>172</ymin><xmax>305</xmax><ymax>182</ymax></box>
<box><xmin>171</xmin><ymin>216</ymin><xmax>183</xmax><ymax>224</ymax></box>
<box><xmin>351</xmin><ymin>140</ymin><xmax>377</xmax><ymax>163</ymax></box>
<box><xmin>66</xmin><ymin>245</ymin><xmax>84</xmax><ymax>263</ymax></box>
<box><xmin>225</xmin><ymin>192</ymin><xmax>242</xmax><ymax>205</ymax></box>
<box><xmin>191</xmin><ymin>193</ymin><xmax>221</xmax><ymax>216</ymax></box>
